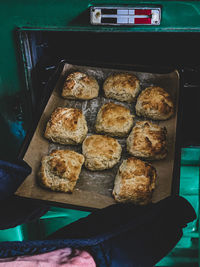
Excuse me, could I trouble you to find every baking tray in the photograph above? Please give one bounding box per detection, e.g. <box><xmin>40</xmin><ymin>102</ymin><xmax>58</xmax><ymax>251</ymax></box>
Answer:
<box><xmin>16</xmin><ymin>62</ymin><xmax>181</xmax><ymax>210</ymax></box>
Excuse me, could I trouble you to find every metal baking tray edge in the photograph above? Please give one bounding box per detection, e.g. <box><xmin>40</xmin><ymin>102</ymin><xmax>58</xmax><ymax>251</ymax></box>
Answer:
<box><xmin>16</xmin><ymin>61</ymin><xmax>183</xmax><ymax>211</ymax></box>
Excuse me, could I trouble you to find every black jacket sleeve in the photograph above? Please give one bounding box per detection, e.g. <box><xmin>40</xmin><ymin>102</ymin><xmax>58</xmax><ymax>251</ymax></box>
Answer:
<box><xmin>48</xmin><ymin>196</ymin><xmax>196</xmax><ymax>267</ymax></box>
<box><xmin>0</xmin><ymin>159</ymin><xmax>49</xmax><ymax>229</ymax></box>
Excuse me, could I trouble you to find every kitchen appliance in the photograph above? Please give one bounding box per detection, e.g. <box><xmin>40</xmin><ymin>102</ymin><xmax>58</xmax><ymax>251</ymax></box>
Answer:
<box><xmin>0</xmin><ymin>1</ymin><xmax>199</xmax><ymax>265</ymax></box>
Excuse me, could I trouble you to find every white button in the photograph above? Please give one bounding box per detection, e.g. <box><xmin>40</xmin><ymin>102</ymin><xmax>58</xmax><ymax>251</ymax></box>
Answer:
<box><xmin>117</xmin><ymin>9</ymin><xmax>128</xmax><ymax>15</ymax></box>
<box><xmin>129</xmin><ymin>10</ymin><xmax>135</xmax><ymax>15</ymax></box>
<box><xmin>117</xmin><ymin>17</ymin><xmax>128</xmax><ymax>23</ymax></box>
<box><xmin>129</xmin><ymin>17</ymin><xmax>134</xmax><ymax>24</ymax></box>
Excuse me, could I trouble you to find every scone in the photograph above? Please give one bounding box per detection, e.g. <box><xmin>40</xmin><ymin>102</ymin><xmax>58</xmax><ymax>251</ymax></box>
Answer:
<box><xmin>113</xmin><ymin>157</ymin><xmax>157</xmax><ymax>205</ymax></box>
<box><xmin>135</xmin><ymin>86</ymin><xmax>174</xmax><ymax>120</ymax></box>
<box><xmin>103</xmin><ymin>73</ymin><xmax>140</xmax><ymax>103</ymax></box>
<box><xmin>44</xmin><ymin>107</ymin><xmax>88</xmax><ymax>145</ymax></box>
<box><xmin>38</xmin><ymin>149</ymin><xmax>85</xmax><ymax>193</ymax></box>
<box><xmin>82</xmin><ymin>135</ymin><xmax>122</xmax><ymax>171</ymax></box>
<box><xmin>95</xmin><ymin>102</ymin><xmax>134</xmax><ymax>137</ymax></box>
<box><xmin>62</xmin><ymin>72</ymin><xmax>99</xmax><ymax>100</ymax></box>
<box><xmin>127</xmin><ymin>121</ymin><xmax>167</xmax><ymax>160</ymax></box>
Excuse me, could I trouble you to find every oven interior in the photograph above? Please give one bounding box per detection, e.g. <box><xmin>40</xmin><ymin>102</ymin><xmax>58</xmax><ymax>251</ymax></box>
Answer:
<box><xmin>14</xmin><ymin>30</ymin><xmax>199</xmax><ymax>265</ymax></box>
<box><xmin>20</xmin><ymin>31</ymin><xmax>200</xmax><ymax>146</ymax></box>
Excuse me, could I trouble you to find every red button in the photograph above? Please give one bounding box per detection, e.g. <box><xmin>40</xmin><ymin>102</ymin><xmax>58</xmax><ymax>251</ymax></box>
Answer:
<box><xmin>135</xmin><ymin>9</ymin><xmax>151</xmax><ymax>15</ymax></box>
<box><xmin>134</xmin><ymin>18</ymin><xmax>152</xmax><ymax>24</ymax></box>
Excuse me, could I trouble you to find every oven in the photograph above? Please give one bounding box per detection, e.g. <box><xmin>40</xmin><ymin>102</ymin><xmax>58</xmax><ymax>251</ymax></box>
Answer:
<box><xmin>0</xmin><ymin>1</ymin><xmax>199</xmax><ymax>265</ymax></box>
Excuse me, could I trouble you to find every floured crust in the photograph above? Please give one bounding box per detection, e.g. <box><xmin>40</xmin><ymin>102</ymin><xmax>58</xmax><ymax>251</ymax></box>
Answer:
<box><xmin>103</xmin><ymin>73</ymin><xmax>140</xmax><ymax>103</ymax></box>
<box><xmin>95</xmin><ymin>102</ymin><xmax>134</xmax><ymax>137</ymax></box>
<box><xmin>62</xmin><ymin>72</ymin><xmax>99</xmax><ymax>100</ymax></box>
<box><xmin>127</xmin><ymin>121</ymin><xmax>167</xmax><ymax>160</ymax></box>
<box><xmin>44</xmin><ymin>107</ymin><xmax>88</xmax><ymax>145</ymax></box>
<box><xmin>113</xmin><ymin>157</ymin><xmax>157</xmax><ymax>205</ymax></box>
<box><xmin>135</xmin><ymin>86</ymin><xmax>174</xmax><ymax>120</ymax></box>
<box><xmin>82</xmin><ymin>135</ymin><xmax>122</xmax><ymax>171</ymax></box>
<box><xmin>38</xmin><ymin>150</ymin><xmax>85</xmax><ymax>193</ymax></box>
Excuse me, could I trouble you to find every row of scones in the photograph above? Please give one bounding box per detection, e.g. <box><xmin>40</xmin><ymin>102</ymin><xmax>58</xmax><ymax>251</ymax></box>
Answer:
<box><xmin>61</xmin><ymin>71</ymin><xmax>174</xmax><ymax>121</ymax></box>
<box><xmin>38</xmin><ymin>149</ymin><xmax>157</xmax><ymax>206</ymax></box>
<box><xmin>44</xmin><ymin>105</ymin><xmax>168</xmax><ymax>161</ymax></box>
<box><xmin>38</xmin><ymin>71</ymin><xmax>174</xmax><ymax>205</ymax></box>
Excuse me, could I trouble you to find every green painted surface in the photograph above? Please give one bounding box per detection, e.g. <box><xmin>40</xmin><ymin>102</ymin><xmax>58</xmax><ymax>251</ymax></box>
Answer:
<box><xmin>1</xmin><ymin>1</ymin><xmax>200</xmax><ymax>159</ymax></box>
<box><xmin>0</xmin><ymin>225</ymin><xmax>24</xmax><ymax>242</ymax></box>
<box><xmin>181</xmin><ymin>147</ymin><xmax>200</xmax><ymax>165</ymax></box>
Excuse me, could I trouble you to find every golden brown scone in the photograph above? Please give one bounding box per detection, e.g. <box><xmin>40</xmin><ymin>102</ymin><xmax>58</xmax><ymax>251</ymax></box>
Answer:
<box><xmin>113</xmin><ymin>157</ymin><xmax>157</xmax><ymax>205</ymax></box>
<box><xmin>62</xmin><ymin>72</ymin><xmax>99</xmax><ymax>100</ymax></box>
<box><xmin>44</xmin><ymin>107</ymin><xmax>88</xmax><ymax>145</ymax></box>
<box><xmin>95</xmin><ymin>102</ymin><xmax>134</xmax><ymax>137</ymax></box>
<box><xmin>135</xmin><ymin>86</ymin><xmax>174</xmax><ymax>120</ymax></box>
<box><xmin>82</xmin><ymin>135</ymin><xmax>122</xmax><ymax>171</ymax></box>
<box><xmin>127</xmin><ymin>121</ymin><xmax>167</xmax><ymax>160</ymax></box>
<box><xmin>103</xmin><ymin>73</ymin><xmax>140</xmax><ymax>103</ymax></box>
<box><xmin>38</xmin><ymin>150</ymin><xmax>85</xmax><ymax>193</ymax></box>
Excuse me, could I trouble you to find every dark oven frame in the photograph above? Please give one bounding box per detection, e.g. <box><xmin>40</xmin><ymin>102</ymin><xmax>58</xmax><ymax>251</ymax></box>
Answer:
<box><xmin>16</xmin><ymin>29</ymin><xmax>200</xmax><ymax>209</ymax></box>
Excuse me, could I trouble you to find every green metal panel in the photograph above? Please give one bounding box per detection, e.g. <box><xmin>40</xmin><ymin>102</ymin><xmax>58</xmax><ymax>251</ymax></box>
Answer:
<box><xmin>181</xmin><ymin>147</ymin><xmax>200</xmax><ymax>165</ymax></box>
<box><xmin>0</xmin><ymin>225</ymin><xmax>25</xmax><ymax>242</ymax></box>
<box><xmin>1</xmin><ymin>0</ymin><xmax>200</xmax><ymax>159</ymax></box>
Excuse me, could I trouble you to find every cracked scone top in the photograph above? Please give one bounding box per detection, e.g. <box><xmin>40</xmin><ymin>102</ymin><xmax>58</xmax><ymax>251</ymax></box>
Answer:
<box><xmin>135</xmin><ymin>86</ymin><xmax>174</xmax><ymax>120</ymax></box>
<box><xmin>95</xmin><ymin>102</ymin><xmax>134</xmax><ymax>137</ymax></box>
<box><xmin>113</xmin><ymin>157</ymin><xmax>157</xmax><ymax>205</ymax></box>
<box><xmin>103</xmin><ymin>73</ymin><xmax>140</xmax><ymax>103</ymax></box>
<box><xmin>82</xmin><ymin>134</ymin><xmax>122</xmax><ymax>171</ymax></box>
<box><xmin>62</xmin><ymin>71</ymin><xmax>99</xmax><ymax>100</ymax></box>
<box><xmin>38</xmin><ymin>149</ymin><xmax>85</xmax><ymax>193</ymax></box>
<box><xmin>44</xmin><ymin>107</ymin><xmax>88</xmax><ymax>145</ymax></box>
<box><xmin>127</xmin><ymin>121</ymin><xmax>167</xmax><ymax>160</ymax></box>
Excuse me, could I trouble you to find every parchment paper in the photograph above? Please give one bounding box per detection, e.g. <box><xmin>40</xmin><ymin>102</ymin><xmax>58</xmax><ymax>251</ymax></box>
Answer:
<box><xmin>15</xmin><ymin>63</ymin><xmax>180</xmax><ymax>210</ymax></box>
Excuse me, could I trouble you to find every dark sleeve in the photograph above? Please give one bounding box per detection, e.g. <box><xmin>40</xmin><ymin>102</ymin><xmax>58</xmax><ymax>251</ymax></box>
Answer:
<box><xmin>48</xmin><ymin>196</ymin><xmax>196</xmax><ymax>267</ymax></box>
<box><xmin>0</xmin><ymin>159</ymin><xmax>31</xmax><ymax>200</ymax></box>
<box><xmin>0</xmin><ymin>159</ymin><xmax>49</xmax><ymax>229</ymax></box>
<box><xmin>0</xmin><ymin>196</ymin><xmax>196</xmax><ymax>266</ymax></box>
